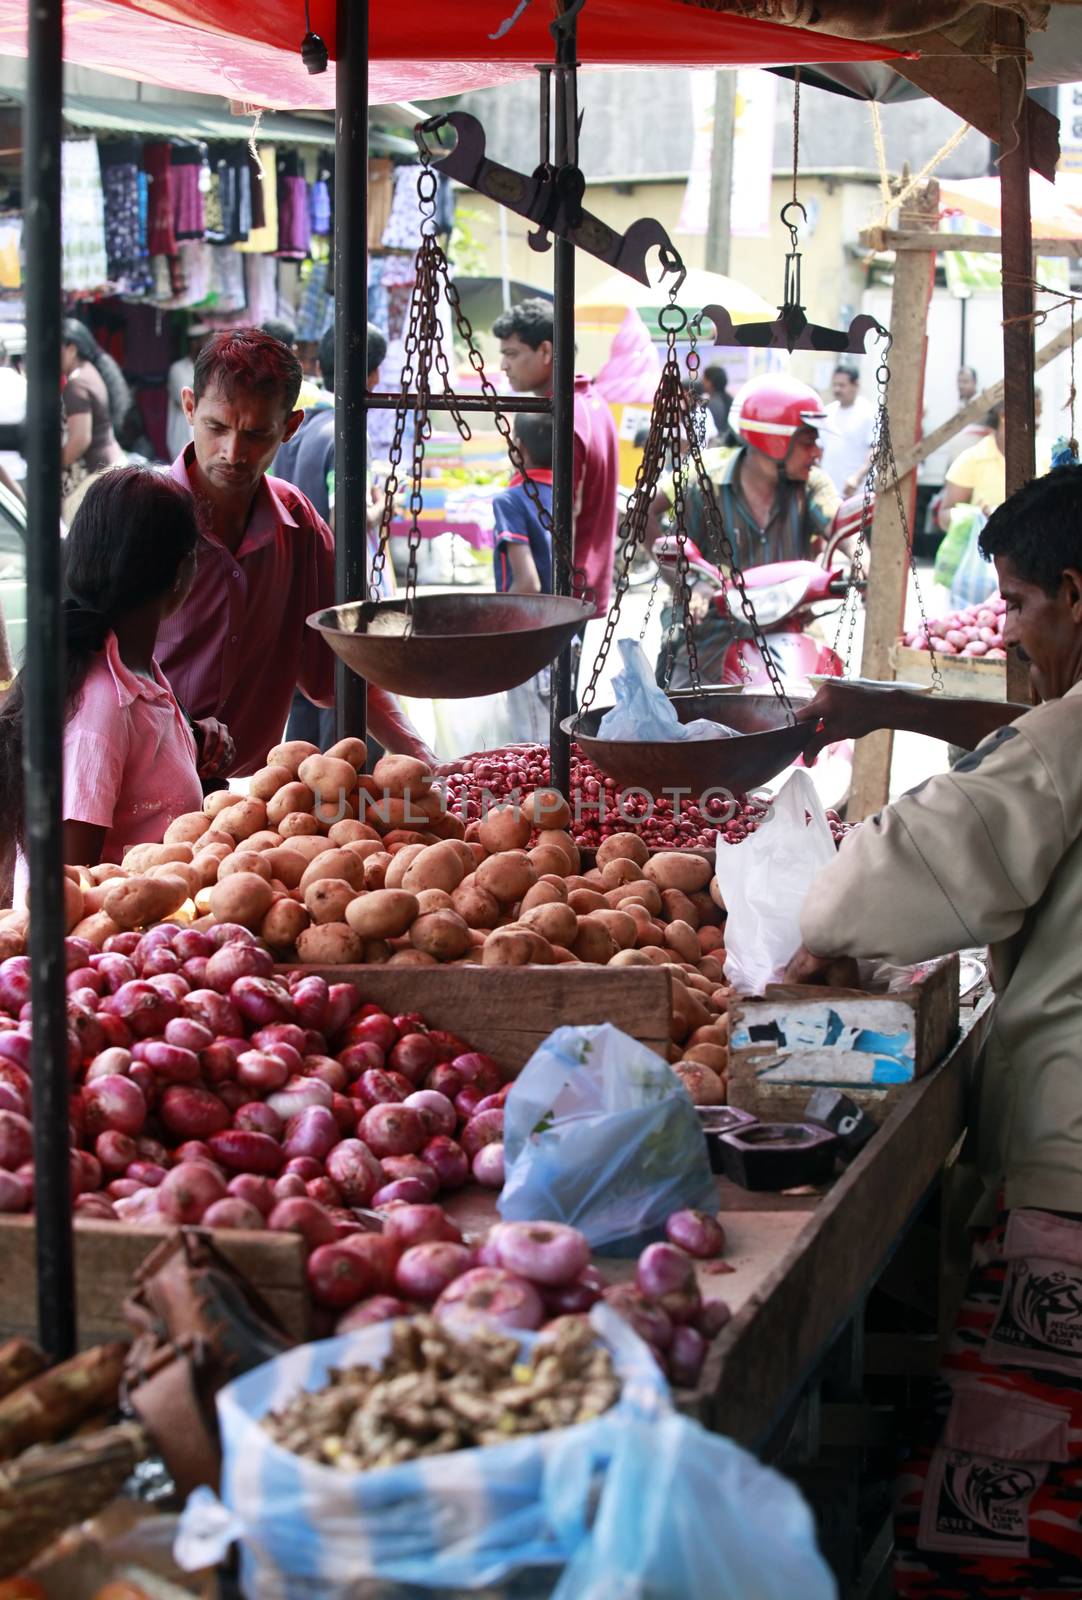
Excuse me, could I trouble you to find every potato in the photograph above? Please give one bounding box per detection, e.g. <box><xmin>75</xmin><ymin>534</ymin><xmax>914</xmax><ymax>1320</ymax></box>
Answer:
<box><xmin>267</xmin><ymin>739</ymin><xmax>320</xmax><ymax>777</ymax></box>
<box><xmin>103</xmin><ymin>874</ymin><xmax>188</xmax><ymax>930</ymax></box>
<box><xmin>587</xmin><ymin>908</ymin><xmax>637</xmax><ymax>950</ymax></box>
<box><xmin>218</xmin><ymin>851</ymin><xmax>272</xmax><ymax>884</ymax></box>
<box><xmin>583</xmin><ymin>869</ymin><xmax>605</xmax><ymax>888</ymax></box>
<box><xmin>276</xmin><ymin>811</ymin><xmax>321</xmax><ymax>840</ymax></box>
<box><xmin>434</xmin><ymin>839</ymin><xmax>476</xmax><ymax>878</ymax></box>
<box><xmin>698</xmin><ymin>926</ymin><xmax>725</xmax><ymax>956</ymax></box>
<box><xmin>362</xmin><ymin>939</ymin><xmax>392</xmax><ymax>964</ymax></box>
<box><xmin>638</xmin><ymin>945</ymin><xmax>673</xmax><ymax>966</ymax></box>
<box><xmin>709</xmin><ymin>876</ymin><xmax>725</xmax><ymax>910</ymax></box>
<box><xmin>675</xmin><ymin>1061</ymin><xmax>725</xmax><ymax>1106</ymax></box>
<box><xmin>690</xmin><ymin>890</ymin><xmax>723</xmax><ymax>927</ymax></box>
<box><xmin>324</xmin><ymin>736</ymin><xmax>369</xmax><ymax>769</ymax></box>
<box><xmin>344</xmin><ymin>888</ymin><xmax>419</xmax><ymax>941</ymax></box>
<box><xmin>571</xmin><ymin>919</ymin><xmax>618</xmax><ymax>965</ymax></box>
<box><xmin>260</xmin><ymin>898</ymin><xmax>310</xmax><ymax>951</ymax></box>
<box><xmin>327</xmin><ymin>819</ymin><xmax>381</xmax><ymax>847</ymax></box>
<box><xmin>567</xmin><ymin>888</ymin><xmax>607</xmax><ymax>916</ymax></box>
<box><xmin>244</xmin><ymin>830</ymin><xmax>283</xmax><ymax>854</ymax></box>
<box><xmin>279</xmin><ymin>834</ymin><xmax>335</xmax><ymax>863</ymax></box>
<box><xmin>519</xmin><ymin>880</ymin><xmax>564</xmax><ymax>914</ymax></box>
<box><xmin>415</xmin><ymin>887</ymin><xmax>454</xmax><ymax>915</ymax></box>
<box><xmin>539</xmin><ymin>829</ymin><xmax>580</xmax><ymax>872</ymax></box>
<box><xmin>342</xmin><ymin>840</ymin><xmax>386</xmax><ymax>865</ymax></box>
<box><xmin>684</xmin><ymin>1042</ymin><xmax>729</xmax><ymax>1074</ymax></box>
<box><xmin>699</xmin><ymin>957</ymin><xmax>728</xmax><ymax>989</ymax></box>
<box><xmin>295</xmin><ymin>922</ymin><xmax>365</xmax><ymax>964</ymax></box>
<box><xmin>596</xmin><ymin>832</ymin><xmax>649</xmax><ymax>869</ymax></box>
<box><xmin>661</xmin><ymin>888</ymin><xmax>700</xmax><ymax>929</ymax></box>
<box><xmin>401</xmin><ymin>841</ymin><xmax>467</xmax><ymax>896</ymax></box>
<box><xmin>478</xmin><ymin>804</ymin><xmax>532</xmax><ymax>855</ymax></box>
<box><xmin>522</xmin><ymin>787</ymin><xmax>572</xmax><ymax>832</ymax></box>
<box><xmin>202</xmin><ymin>789</ymin><xmax>237</xmax><ymax>820</ymax></box>
<box><xmin>69</xmin><ymin>911</ymin><xmax>120</xmax><ymax>950</ymax></box>
<box><xmin>409</xmin><ymin>909</ymin><xmax>471</xmax><ymax>962</ymax></box>
<box><xmin>482</xmin><ymin>929</ymin><xmax>544</xmax><ymax>967</ymax></box>
<box><xmin>681</xmin><ymin>969</ymin><xmax>715</xmax><ymax>997</ymax></box>
<box><xmin>248</xmin><ymin>764</ymin><xmax>293</xmax><ymax>802</ymax></box>
<box><xmin>148</xmin><ymin>861</ymin><xmax>198</xmax><ymax>899</ymax></box>
<box><xmin>367</xmin><ymin>796</ymin><xmax>432</xmax><ymax>834</ymax></box>
<box><xmin>191</xmin><ymin>848</ymin><xmax>230</xmax><ymax>890</ymax></box>
<box><xmin>520</xmin><ymin>901</ymin><xmax>579</xmax><ymax>948</ymax></box>
<box><xmin>266</xmin><ymin>783</ymin><xmax>316</xmax><ymax>828</ymax></box>
<box><xmin>78</xmin><ymin>882</ymin><xmax>111</xmax><ymax>914</ymax></box>
<box><xmin>425</xmin><ymin>810</ymin><xmax>467</xmax><ymax>842</ymax></box>
<box><xmin>551</xmin><ymin>946</ymin><xmax>580</xmax><ymax>966</ymax></box>
<box><xmin>164</xmin><ymin>811</ymin><xmax>212</xmax><ymax>847</ymax></box>
<box><xmin>304</xmin><ymin>878</ymin><xmax>358</xmax><ymax>925</ymax></box>
<box><xmin>600</xmin><ymin>857</ymin><xmax>643</xmax><ymax>890</ymax></box>
<box><xmin>363</xmin><ymin>852</ymin><xmax>391</xmax><ymax>891</ymax></box>
<box><xmin>451</xmin><ymin>876</ymin><xmax>501</xmax><ymax>930</ymax></box>
<box><xmin>121</xmin><ymin>843</ymin><xmax>160</xmax><ymax>874</ymax></box>
<box><xmin>688</xmin><ymin>1023</ymin><xmax>729</xmax><ymax>1049</ymax></box>
<box><xmin>208</xmin><ymin>872</ymin><xmax>275</xmax><ymax>930</ymax></box>
<box><xmin>381</xmin><ymin>828</ymin><xmax>433</xmax><ymax>850</ymax></box>
<box><xmin>298</xmin><ymin>753</ymin><xmax>360</xmax><ymax>798</ymax></box>
<box><xmin>388</xmin><ymin>949</ymin><xmax>439</xmax><ymax>968</ymax></box>
<box><xmin>384</xmin><ymin>844</ymin><xmax>426</xmax><ymax>891</ymax></box>
<box><xmin>313</xmin><ymin>795</ymin><xmax>357</xmax><ymax>830</ymax></box>
<box><xmin>664</xmin><ymin>919</ymin><xmax>700</xmax><ymax>964</ymax></box>
<box><xmin>88</xmin><ymin>862</ymin><xmax>128</xmax><ymax>884</ymax></box>
<box><xmin>528</xmin><ymin>843</ymin><xmax>573</xmax><ymax>879</ymax></box>
<box><xmin>474</xmin><ymin>850</ymin><xmax>537</xmax><ymax>905</ymax></box>
<box><xmin>609</xmin><ymin>948</ymin><xmax>655</xmax><ymax>967</ymax></box>
<box><xmin>300</xmin><ymin>848</ymin><xmax>366</xmax><ymax>893</ymax></box>
<box><xmin>608</xmin><ymin>880</ymin><xmax>663</xmax><ymax>918</ymax></box>
<box><xmin>371</xmin><ymin>753</ymin><xmax>433</xmax><ymax>797</ymax></box>
<box><xmin>538</xmin><ymin>873</ymin><xmax>570</xmax><ymax>897</ymax></box>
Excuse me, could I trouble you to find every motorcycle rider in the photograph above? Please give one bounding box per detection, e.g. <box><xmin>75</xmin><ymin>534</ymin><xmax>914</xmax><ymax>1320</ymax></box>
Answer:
<box><xmin>643</xmin><ymin>373</ymin><xmax>839</xmax><ymax>687</ymax></box>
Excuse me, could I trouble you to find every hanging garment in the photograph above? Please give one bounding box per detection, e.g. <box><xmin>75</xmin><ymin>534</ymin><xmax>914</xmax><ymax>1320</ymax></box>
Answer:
<box><xmin>61</xmin><ymin>139</ymin><xmax>108</xmax><ymax>292</ymax></box>
<box><xmin>243</xmin><ymin>253</ymin><xmax>278</xmax><ymax>324</ymax></box>
<box><xmin>380</xmin><ymin>163</ymin><xmax>425</xmax><ymax>251</ymax></box>
<box><xmin>368</xmin><ymin>158</ymin><xmax>394</xmax><ymax>248</ymax></box>
<box><xmin>296</xmin><ymin>259</ymin><xmax>332</xmax><ymax>344</ymax></box>
<box><xmin>166</xmin><ymin>240</ymin><xmax>211</xmax><ymax>309</ymax></box>
<box><xmin>144</xmin><ymin>142</ymin><xmax>177</xmax><ymax>258</ymax></box>
<box><xmin>277</xmin><ymin>175</ymin><xmax>311</xmax><ymax>260</ymax></box>
<box><xmin>99</xmin><ymin>138</ymin><xmax>148</xmax><ymax>293</ymax></box>
<box><xmin>203</xmin><ymin>167</ymin><xmax>223</xmax><ymax>241</ymax></box>
<box><xmin>205</xmin><ymin>144</ymin><xmax>247</xmax><ymax>244</ymax></box>
<box><xmin>171</xmin><ymin>145</ymin><xmax>205</xmax><ymax>241</ymax></box>
<box><xmin>309</xmin><ymin>173</ymin><xmax>331</xmax><ymax>236</ymax></box>
<box><xmin>208</xmin><ymin>245</ymin><xmax>247</xmax><ymax>314</ymax></box>
<box><xmin>238</xmin><ymin>147</ymin><xmax>277</xmax><ymax>250</ymax></box>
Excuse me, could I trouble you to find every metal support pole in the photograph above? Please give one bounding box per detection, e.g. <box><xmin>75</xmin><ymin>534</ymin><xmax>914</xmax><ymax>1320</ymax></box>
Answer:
<box><xmin>548</xmin><ymin>9</ymin><xmax>578</xmax><ymax>798</ymax></box>
<box><xmin>24</xmin><ymin>0</ymin><xmax>74</xmax><ymax>1358</ymax></box>
<box><xmin>334</xmin><ymin>0</ymin><xmax>369</xmax><ymax>746</ymax></box>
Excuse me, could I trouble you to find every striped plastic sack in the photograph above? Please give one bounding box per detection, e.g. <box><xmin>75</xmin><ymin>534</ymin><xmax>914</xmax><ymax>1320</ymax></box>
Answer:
<box><xmin>175</xmin><ymin>1305</ymin><xmax>669</xmax><ymax>1599</ymax></box>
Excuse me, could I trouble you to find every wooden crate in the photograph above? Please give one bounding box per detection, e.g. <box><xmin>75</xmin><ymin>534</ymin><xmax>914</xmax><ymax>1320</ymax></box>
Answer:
<box><xmin>891</xmin><ymin>643</ymin><xmax>1007</xmax><ymax>702</ymax></box>
<box><xmin>277</xmin><ymin>964</ymin><xmax>674</xmax><ymax>1069</ymax></box>
<box><xmin>0</xmin><ymin>1217</ymin><xmax>309</xmax><ymax>1348</ymax></box>
<box><xmin>727</xmin><ymin>953</ymin><xmax>959</xmax><ymax>1124</ymax></box>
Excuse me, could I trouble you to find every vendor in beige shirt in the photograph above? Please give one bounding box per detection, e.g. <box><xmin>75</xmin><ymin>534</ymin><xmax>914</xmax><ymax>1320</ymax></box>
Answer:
<box><xmin>789</xmin><ymin>465</ymin><xmax>1082</xmax><ymax>1594</ymax></box>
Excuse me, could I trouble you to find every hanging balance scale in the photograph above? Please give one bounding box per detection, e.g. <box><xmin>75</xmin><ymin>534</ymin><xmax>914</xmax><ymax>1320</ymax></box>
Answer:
<box><xmin>308</xmin><ymin>142</ymin><xmax>592</xmax><ymax>700</ymax></box>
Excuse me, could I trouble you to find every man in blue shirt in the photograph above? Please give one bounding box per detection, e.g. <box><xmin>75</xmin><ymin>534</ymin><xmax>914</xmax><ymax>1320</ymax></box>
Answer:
<box><xmin>491</xmin><ymin>413</ymin><xmax>553</xmax><ymax>741</ymax></box>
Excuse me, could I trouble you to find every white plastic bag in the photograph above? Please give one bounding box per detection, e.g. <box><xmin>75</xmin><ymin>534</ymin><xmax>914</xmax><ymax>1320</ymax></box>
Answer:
<box><xmin>597</xmin><ymin>640</ymin><xmax>735</xmax><ymax>741</ymax></box>
<box><xmin>714</xmin><ymin>769</ymin><xmax>836</xmax><ymax>995</ymax></box>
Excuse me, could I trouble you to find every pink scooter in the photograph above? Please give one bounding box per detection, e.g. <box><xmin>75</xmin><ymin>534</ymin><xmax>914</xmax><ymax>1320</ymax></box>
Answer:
<box><xmin>653</xmin><ymin>496</ymin><xmax>868</xmax><ymax>805</ymax></box>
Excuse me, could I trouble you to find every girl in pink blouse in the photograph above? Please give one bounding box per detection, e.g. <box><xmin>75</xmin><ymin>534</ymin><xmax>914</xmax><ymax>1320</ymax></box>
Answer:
<box><xmin>1</xmin><ymin>467</ymin><xmax>231</xmax><ymax>884</ymax></box>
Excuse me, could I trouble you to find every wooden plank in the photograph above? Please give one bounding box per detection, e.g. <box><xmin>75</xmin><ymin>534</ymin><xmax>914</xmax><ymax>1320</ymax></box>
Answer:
<box><xmin>998</xmin><ymin>10</ymin><xmax>1039</xmax><ymax>712</ymax></box>
<box><xmin>694</xmin><ymin>994</ymin><xmax>994</xmax><ymax>1449</ymax></box>
<box><xmin>849</xmin><ymin>182</ymin><xmax>937</xmax><ymax>822</ymax></box>
<box><xmin>0</xmin><ymin>1219</ymin><xmax>310</xmax><ymax>1347</ymax></box>
<box><xmin>861</xmin><ymin>230</ymin><xmax>1082</xmax><ymax>258</ymax></box>
<box><xmin>890</xmin><ymin>645</ymin><xmax>1007</xmax><ymax>704</ymax></box>
<box><xmin>892</xmin><ymin>31</ymin><xmax>1060</xmax><ymax>182</ymax></box>
<box><xmin>278</xmin><ymin>964</ymin><xmax>674</xmax><ymax>1068</ymax></box>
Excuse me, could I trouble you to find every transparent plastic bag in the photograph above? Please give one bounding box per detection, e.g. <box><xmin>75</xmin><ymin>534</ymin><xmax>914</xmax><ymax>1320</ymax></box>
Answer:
<box><xmin>498</xmin><ymin>1023</ymin><xmax>717</xmax><ymax>1254</ymax></box>
<box><xmin>714</xmin><ymin>768</ymin><xmax>836</xmax><ymax>995</ymax></box>
<box><xmin>551</xmin><ymin>1412</ymin><xmax>838</xmax><ymax>1600</ymax></box>
<box><xmin>597</xmin><ymin>640</ymin><xmax>735</xmax><ymax>741</ymax></box>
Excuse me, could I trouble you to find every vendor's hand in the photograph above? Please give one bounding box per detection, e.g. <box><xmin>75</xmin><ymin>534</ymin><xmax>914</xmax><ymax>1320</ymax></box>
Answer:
<box><xmin>194</xmin><ymin>717</ymin><xmax>236</xmax><ymax>779</ymax></box>
<box><xmin>688</xmin><ymin>581</ymin><xmax>716</xmax><ymax>623</ymax></box>
<box><xmin>796</xmin><ymin>680</ymin><xmax>895</xmax><ymax>765</ymax></box>
<box><xmin>784</xmin><ymin>945</ymin><xmax>861</xmax><ymax>988</ymax></box>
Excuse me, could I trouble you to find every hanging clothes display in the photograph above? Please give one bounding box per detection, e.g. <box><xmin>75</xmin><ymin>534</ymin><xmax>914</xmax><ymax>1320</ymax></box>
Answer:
<box><xmin>207</xmin><ymin>244</ymin><xmax>247</xmax><ymax>314</ymax></box>
<box><xmin>380</xmin><ymin>163</ymin><xmax>425</xmax><ymax>251</ymax></box>
<box><xmin>309</xmin><ymin>165</ymin><xmax>332</xmax><ymax>237</ymax></box>
<box><xmin>243</xmin><ymin>253</ymin><xmax>278</xmax><ymax>324</ymax></box>
<box><xmin>368</xmin><ymin>158</ymin><xmax>394</xmax><ymax>248</ymax></box>
<box><xmin>61</xmin><ymin>139</ymin><xmax>109</xmax><ymax>293</ymax></box>
<box><xmin>276</xmin><ymin>150</ymin><xmax>310</xmax><ymax>260</ymax></box>
<box><xmin>143</xmin><ymin>142</ymin><xmax>177</xmax><ymax>259</ymax></box>
<box><xmin>171</xmin><ymin>145</ymin><xmax>205</xmax><ymax>241</ymax></box>
<box><xmin>205</xmin><ymin>144</ymin><xmax>250</xmax><ymax>245</ymax></box>
<box><xmin>296</xmin><ymin>257</ymin><xmax>332</xmax><ymax>344</ymax></box>
<box><xmin>99</xmin><ymin>139</ymin><xmax>149</xmax><ymax>294</ymax></box>
<box><xmin>238</xmin><ymin>146</ymin><xmax>276</xmax><ymax>251</ymax></box>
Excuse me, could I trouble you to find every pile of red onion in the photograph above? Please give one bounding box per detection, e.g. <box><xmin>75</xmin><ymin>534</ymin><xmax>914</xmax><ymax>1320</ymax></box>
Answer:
<box><xmin>902</xmin><ymin>594</ymin><xmax>1006</xmax><ymax>660</ymax></box>
<box><xmin>435</xmin><ymin>743</ymin><xmax>773</xmax><ymax>851</ymax></box>
<box><xmin>0</xmin><ymin>926</ymin><xmax>507</xmax><ymax>1246</ymax></box>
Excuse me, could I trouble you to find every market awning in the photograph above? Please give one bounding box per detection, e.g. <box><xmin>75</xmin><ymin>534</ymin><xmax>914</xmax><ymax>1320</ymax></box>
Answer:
<box><xmin>939</xmin><ymin>170</ymin><xmax>1082</xmax><ymax>235</ymax></box>
<box><xmin>0</xmin><ymin>0</ymin><xmax>902</xmax><ymax>112</ymax></box>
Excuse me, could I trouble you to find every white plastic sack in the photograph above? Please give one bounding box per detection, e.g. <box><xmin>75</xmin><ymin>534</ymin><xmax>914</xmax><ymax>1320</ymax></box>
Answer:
<box><xmin>175</xmin><ymin>1306</ymin><xmax>670</xmax><ymax>1600</ymax></box>
<box><xmin>714</xmin><ymin>768</ymin><xmax>836</xmax><ymax>995</ymax></box>
<box><xmin>597</xmin><ymin>640</ymin><xmax>735</xmax><ymax>741</ymax></box>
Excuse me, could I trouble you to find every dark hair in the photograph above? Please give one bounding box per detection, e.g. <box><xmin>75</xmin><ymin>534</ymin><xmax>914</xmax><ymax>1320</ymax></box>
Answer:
<box><xmin>260</xmin><ymin>318</ymin><xmax>297</xmax><ymax>350</ymax></box>
<box><xmin>513</xmin><ymin>411</ymin><xmax>553</xmax><ymax>470</ymax></box>
<box><xmin>62</xmin><ymin>317</ymin><xmax>137</xmax><ymax>445</ymax></box>
<box><xmin>367</xmin><ymin>323</ymin><xmax>387</xmax><ymax>380</ymax></box>
<box><xmin>833</xmin><ymin>361</ymin><xmax>859</xmax><ymax>383</ymax></box>
<box><xmin>317</xmin><ymin>323</ymin><xmax>387</xmax><ymax>395</ymax></box>
<box><xmin>959</xmin><ymin>365</ymin><xmax>978</xmax><ymax>382</ymax></box>
<box><xmin>0</xmin><ymin>467</ymin><xmax>200</xmax><ymax>849</ymax></box>
<box><xmin>979</xmin><ymin>464</ymin><xmax>1082</xmax><ymax>594</ymax></box>
<box><xmin>193</xmin><ymin>328</ymin><xmax>303</xmax><ymax>414</ymax></box>
<box><xmin>684</xmin><ymin>378</ymin><xmax>707</xmax><ymax>402</ymax></box>
<box><xmin>492</xmin><ymin>298</ymin><xmax>553</xmax><ymax>350</ymax></box>
<box><xmin>703</xmin><ymin>365</ymin><xmax>728</xmax><ymax>392</ymax></box>
<box><xmin>984</xmin><ymin>401</ymin><xmax>1004</xmax><ymax>431</ymax></box>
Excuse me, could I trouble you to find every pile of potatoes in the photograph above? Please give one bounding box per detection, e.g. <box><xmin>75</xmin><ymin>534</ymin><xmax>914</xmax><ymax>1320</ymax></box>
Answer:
<box><xmin>0</xmin><ymin>738</ymin><xmax>733</xmax><ymax>1104</ymax></box>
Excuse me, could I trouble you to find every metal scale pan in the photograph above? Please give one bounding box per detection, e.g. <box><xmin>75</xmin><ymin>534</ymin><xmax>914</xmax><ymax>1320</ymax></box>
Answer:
<box><xmin>565</xmin><ymin>689</ymin><xmax>813</xmax><ymax>797</ymax></box>
<box><xmin>308</xmin><ymin>593</ymin><xmax>593</xmax><ymax>700</ymax></box>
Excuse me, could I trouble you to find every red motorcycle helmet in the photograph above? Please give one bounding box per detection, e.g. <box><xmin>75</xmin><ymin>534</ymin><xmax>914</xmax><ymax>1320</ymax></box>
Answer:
<box><xmin>730</xmin><ymin>375</ymin><xmax>830</xmax><ymax>463</ymax></box>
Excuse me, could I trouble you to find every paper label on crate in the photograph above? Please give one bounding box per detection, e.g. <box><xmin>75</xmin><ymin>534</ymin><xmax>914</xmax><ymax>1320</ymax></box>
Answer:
<box><xmin>730</xmin><ymin>999</ymin><xmax>916</xmax><ymax>1085</ymax></box>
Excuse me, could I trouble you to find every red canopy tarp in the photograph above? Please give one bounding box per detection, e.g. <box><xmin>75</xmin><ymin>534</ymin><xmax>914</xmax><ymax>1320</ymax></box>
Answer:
<box><xmin>0</xmin><ymin>0</ymin><xmax>902</xmax><ymax>110</ymax></box>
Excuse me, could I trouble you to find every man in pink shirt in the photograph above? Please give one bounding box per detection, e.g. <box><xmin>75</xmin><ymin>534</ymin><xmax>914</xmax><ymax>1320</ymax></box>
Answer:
<box><xmin>493</xmin><ymin>299</ymin><xmax>618</xmax><ymax>619</ymax></box>
<box><xmin>156</xmin><ymin>328</ymin><xmax>433</xmax><ymax>778</ymax></box>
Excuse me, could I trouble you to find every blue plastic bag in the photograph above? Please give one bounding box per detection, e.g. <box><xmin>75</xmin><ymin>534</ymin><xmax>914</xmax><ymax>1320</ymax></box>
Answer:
<box><xmin>597</xmin><ymin>639</ymin><xmax>736</xmax><ymax>741</ymax></box>
<box><xmin>946</xmin><ymin>505</ymin><xmax>997</xmax><ymax>610</ymax></box>
<box><xmin>550</xmin><ymin>1412</ymin><xmax>838</xmax><ymax>1600</ymax></box>
<box><xmin>498</xmin><ymin>1023</ymin><xmax>717</xmax><ymax>1254</ymax></box>
<box><xmin>174</xmin><ymin>1306</ymin><xmax>669</xmax><ymax>1599</ymax></box>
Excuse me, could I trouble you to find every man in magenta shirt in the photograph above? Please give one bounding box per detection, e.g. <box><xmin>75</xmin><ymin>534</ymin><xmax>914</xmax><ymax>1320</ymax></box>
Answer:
<box><xmin>156</xmin><ymin>328</ymin><xmax>433</xmax><ymax>778</ymax></box>
<box><xmin>492</xmin><ymin>299</ymin><xmax>618</xmax><ymax>619</ymax></box>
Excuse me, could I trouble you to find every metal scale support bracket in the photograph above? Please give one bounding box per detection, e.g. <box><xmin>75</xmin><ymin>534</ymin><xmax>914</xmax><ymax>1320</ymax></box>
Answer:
<box><xmin>416</xmin><ymin>109</ymin><xmax>678</xmax><ymax>288</ymax></box>
<box><xmin>698</xmin><ymin>300</ymin><xmax>883</xmax><ymax>356</ymax></box>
